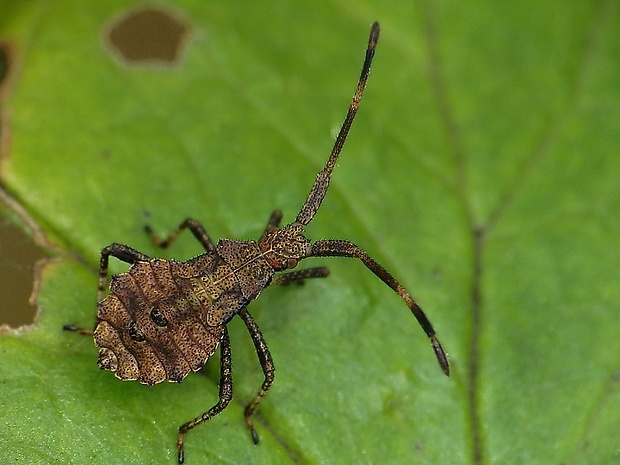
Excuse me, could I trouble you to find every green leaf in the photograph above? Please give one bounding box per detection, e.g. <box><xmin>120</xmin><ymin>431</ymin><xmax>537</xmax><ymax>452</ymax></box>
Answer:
<box><xmin>1</xmin><ymin>1</ymin><xmax>619</xmax><ymax>464</ymax></box>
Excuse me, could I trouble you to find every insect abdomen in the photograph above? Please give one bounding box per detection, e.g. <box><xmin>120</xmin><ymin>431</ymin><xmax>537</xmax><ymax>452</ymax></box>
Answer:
<box><xmin>94</xmin><ymin>258</ymin><xmax>224</xmax><ymax>386</ymax></box>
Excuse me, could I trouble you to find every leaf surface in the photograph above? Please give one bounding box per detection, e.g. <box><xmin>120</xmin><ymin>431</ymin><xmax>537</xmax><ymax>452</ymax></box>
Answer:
<box><xmin>1</xmin><ymin>1</ymin><xmax>619</xmax><ymax>464</ymax></box>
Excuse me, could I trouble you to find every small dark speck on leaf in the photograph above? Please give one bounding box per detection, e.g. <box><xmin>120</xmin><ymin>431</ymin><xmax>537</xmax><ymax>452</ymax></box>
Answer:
<box><xmin>104</xmin><ymin>6</ymin><xmax>190</xmax><ymax>67</ymax></box>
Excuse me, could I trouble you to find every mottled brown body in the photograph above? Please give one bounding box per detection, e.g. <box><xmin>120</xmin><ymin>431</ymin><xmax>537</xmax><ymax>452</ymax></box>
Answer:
<box><xmin>96</xmin><ymin>248</ymin><xmax>238</xmax><ymax>384</ymax></box>
<box><xmin>65</xmin><ymin>22</ymin><xmax>450</xmax><ymax>464</ymax></box>
<box><xmin>94</xmin><ymin>235</ymin><xmax>311</xmax><ymax>386</ymax></box>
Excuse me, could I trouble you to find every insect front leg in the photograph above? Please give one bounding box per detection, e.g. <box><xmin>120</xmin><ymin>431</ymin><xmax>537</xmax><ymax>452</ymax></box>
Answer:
<box><xmin>145</xmin><ymin>218</ymin><xmax>216</xmax><ymax>252</ymax></box>
<box><xmin>238</xmin><ymin>308</ymin><xmax>274</xmax><ymax>444</ymax></box>
<box><xmin>310</xmin><ymin>239</ymin><xmax>450</xmax><ymax>376</ymax></box>
<box><xmin>177</xmin><ymin>329</ymin><xmax>233</xmax><ymax>464</ymax></box>
<box><xmin>271</xmin><ymin>267</ymin><xmax>330</xmax><ymax>286</ymax></box>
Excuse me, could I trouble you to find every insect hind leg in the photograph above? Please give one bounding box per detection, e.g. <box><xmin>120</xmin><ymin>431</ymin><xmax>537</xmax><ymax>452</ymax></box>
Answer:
<box><xmin>98</xmin><ymin>243</ymin><xmax>151</xmax><ymax>301</ymax></box>
<box><xmin>63</xmin><ymin>243</ymin><xmax>150</xmax><ymax>336</ymax></box>
<box><xmin>62</xmin><ymin>324</ymin><xmax>94</xmax><ymax>336</ymax></box>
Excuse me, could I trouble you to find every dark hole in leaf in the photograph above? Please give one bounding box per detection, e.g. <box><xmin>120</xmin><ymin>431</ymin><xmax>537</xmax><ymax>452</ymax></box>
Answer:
<box><xmin>105</xmin><ymin>6</ymin><xmax>190</xmax><ymax>66</ymax></box>
<box><xmin>0</xmin><ymin>216</ymin><xmax>46</xmax><ymax>327</ymax></box>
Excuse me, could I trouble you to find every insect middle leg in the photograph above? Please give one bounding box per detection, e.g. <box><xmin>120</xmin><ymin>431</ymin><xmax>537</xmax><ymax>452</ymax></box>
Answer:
<box><xmin>145</xmin><ymin>218</ymin><xmax>216</xmax><ymax>252</ymax></box>
<box><xmin>238</xmin><ymin>308</ymin><xmax>274</xmax><ymax>444</ymax></box>
<box><xmin>177</xmin><ymin>328</ymin><xmax>232</xmax><ymax>464</ymax></box>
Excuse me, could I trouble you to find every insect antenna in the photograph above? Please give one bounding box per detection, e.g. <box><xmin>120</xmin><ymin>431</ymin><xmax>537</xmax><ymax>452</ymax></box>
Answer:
<box><xmin>296</xmin><ymin>22</ymin><xmax>380</xmax><ymax>226</ymax></box>
<box><xmin>293</xmin><ymin>22</ymin><xmax>450</xmax><ymax>376</ymax></box>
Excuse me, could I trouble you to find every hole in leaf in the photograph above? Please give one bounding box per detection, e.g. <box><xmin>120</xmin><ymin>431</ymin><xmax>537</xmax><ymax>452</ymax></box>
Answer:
<box><xmin>104</xmin><ymin>6</ymin><xmax>190</xmax><ymax>67</ymax></box>
<box><xmin>0</xmin><ymin>214</ymin><xmax>47</xmax><ymax>328</ymax></box>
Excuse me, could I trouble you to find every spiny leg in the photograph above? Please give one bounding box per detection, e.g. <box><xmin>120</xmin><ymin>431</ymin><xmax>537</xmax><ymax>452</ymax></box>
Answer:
<box><xmin>238</xmin><ymin>308</ymin><xmax>274</xmax><ymax>444</ymax></box>
<box><xmin>145</xmin><ymin>218</ymin><xmax>216</xmax><ymax>252</ymax></box>
<box><xmin>177</xmin><ymin>328</ymin><xmax>232</xmax><ymax>464</ymax></box>
<box><xmin>271</xmin><ymin>267</ymin><xmax>330</xmax><ymax>286</ymax></box>
<box><xmin>296</xmin><ymin>22</ymin><xmax>379</xmax><ymax>226</ymax></box>
<box><xmin>310</xmin><ymin>239</ymin><xmax>450</xmax><ymax>376</ymax></box>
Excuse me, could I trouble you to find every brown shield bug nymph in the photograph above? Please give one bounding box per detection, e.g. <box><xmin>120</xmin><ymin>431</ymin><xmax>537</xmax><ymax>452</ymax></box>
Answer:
<box><xmin>65</xmin><ymin>21</ymin><xmax>450</xmax><ymax>463</ymax></box>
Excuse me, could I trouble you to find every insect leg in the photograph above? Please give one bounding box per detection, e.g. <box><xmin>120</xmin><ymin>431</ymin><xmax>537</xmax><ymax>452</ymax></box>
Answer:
<box><xmin>98</xmin><ymin>243</ymin><xmax>151</xmax><ymax>302</ymax></box>
<box><xmin>177</xmin><ymin>328</ymin><xmax>232</xmax><ymax>464</ymax></box>
<box><xmin>238</xmin><ymin>308</ymin><xmax>274</xmax><ymax>444</ymax></box>
<box><xmin>62</xmin><ymin>324</ymin><xmax>94</xmax><ymax>336</ymax></box>
<box><xmin>310</xmin><ymin>239</ymin><xmax>450</xmax><ymax>376</ymax></box>
<box><xmin>261</xmin><ymin>209</ymin><xmax>283</xmax><ymax>237</ymax></box>
<box><xmin>145</xmin><ymin>218</ymin><xmax>216</xmax><ymax>252</ymax></box>
<box><xmin>271</xmin><ymin>266</ymin><xmax>330</xmax><ymax>286</ymax></box>
<box><xmin>65</xmin><ymin>243</ymin><xmax>150</xmax><ymax>335</ymax></box>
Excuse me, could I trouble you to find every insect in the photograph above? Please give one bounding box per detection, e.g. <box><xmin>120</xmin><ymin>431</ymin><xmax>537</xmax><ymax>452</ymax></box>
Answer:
<box><xmin>65</xmin><ymin>21</ymin><xmax>450</xmax><ymax>463</ymax></box>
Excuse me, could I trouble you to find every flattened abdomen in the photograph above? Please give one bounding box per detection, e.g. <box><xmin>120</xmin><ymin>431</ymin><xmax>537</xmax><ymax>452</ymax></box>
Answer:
<box><xmin>94</xmin><ymin>258</ymin><xmax>225</xmax><ymax>386</ymax></box>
